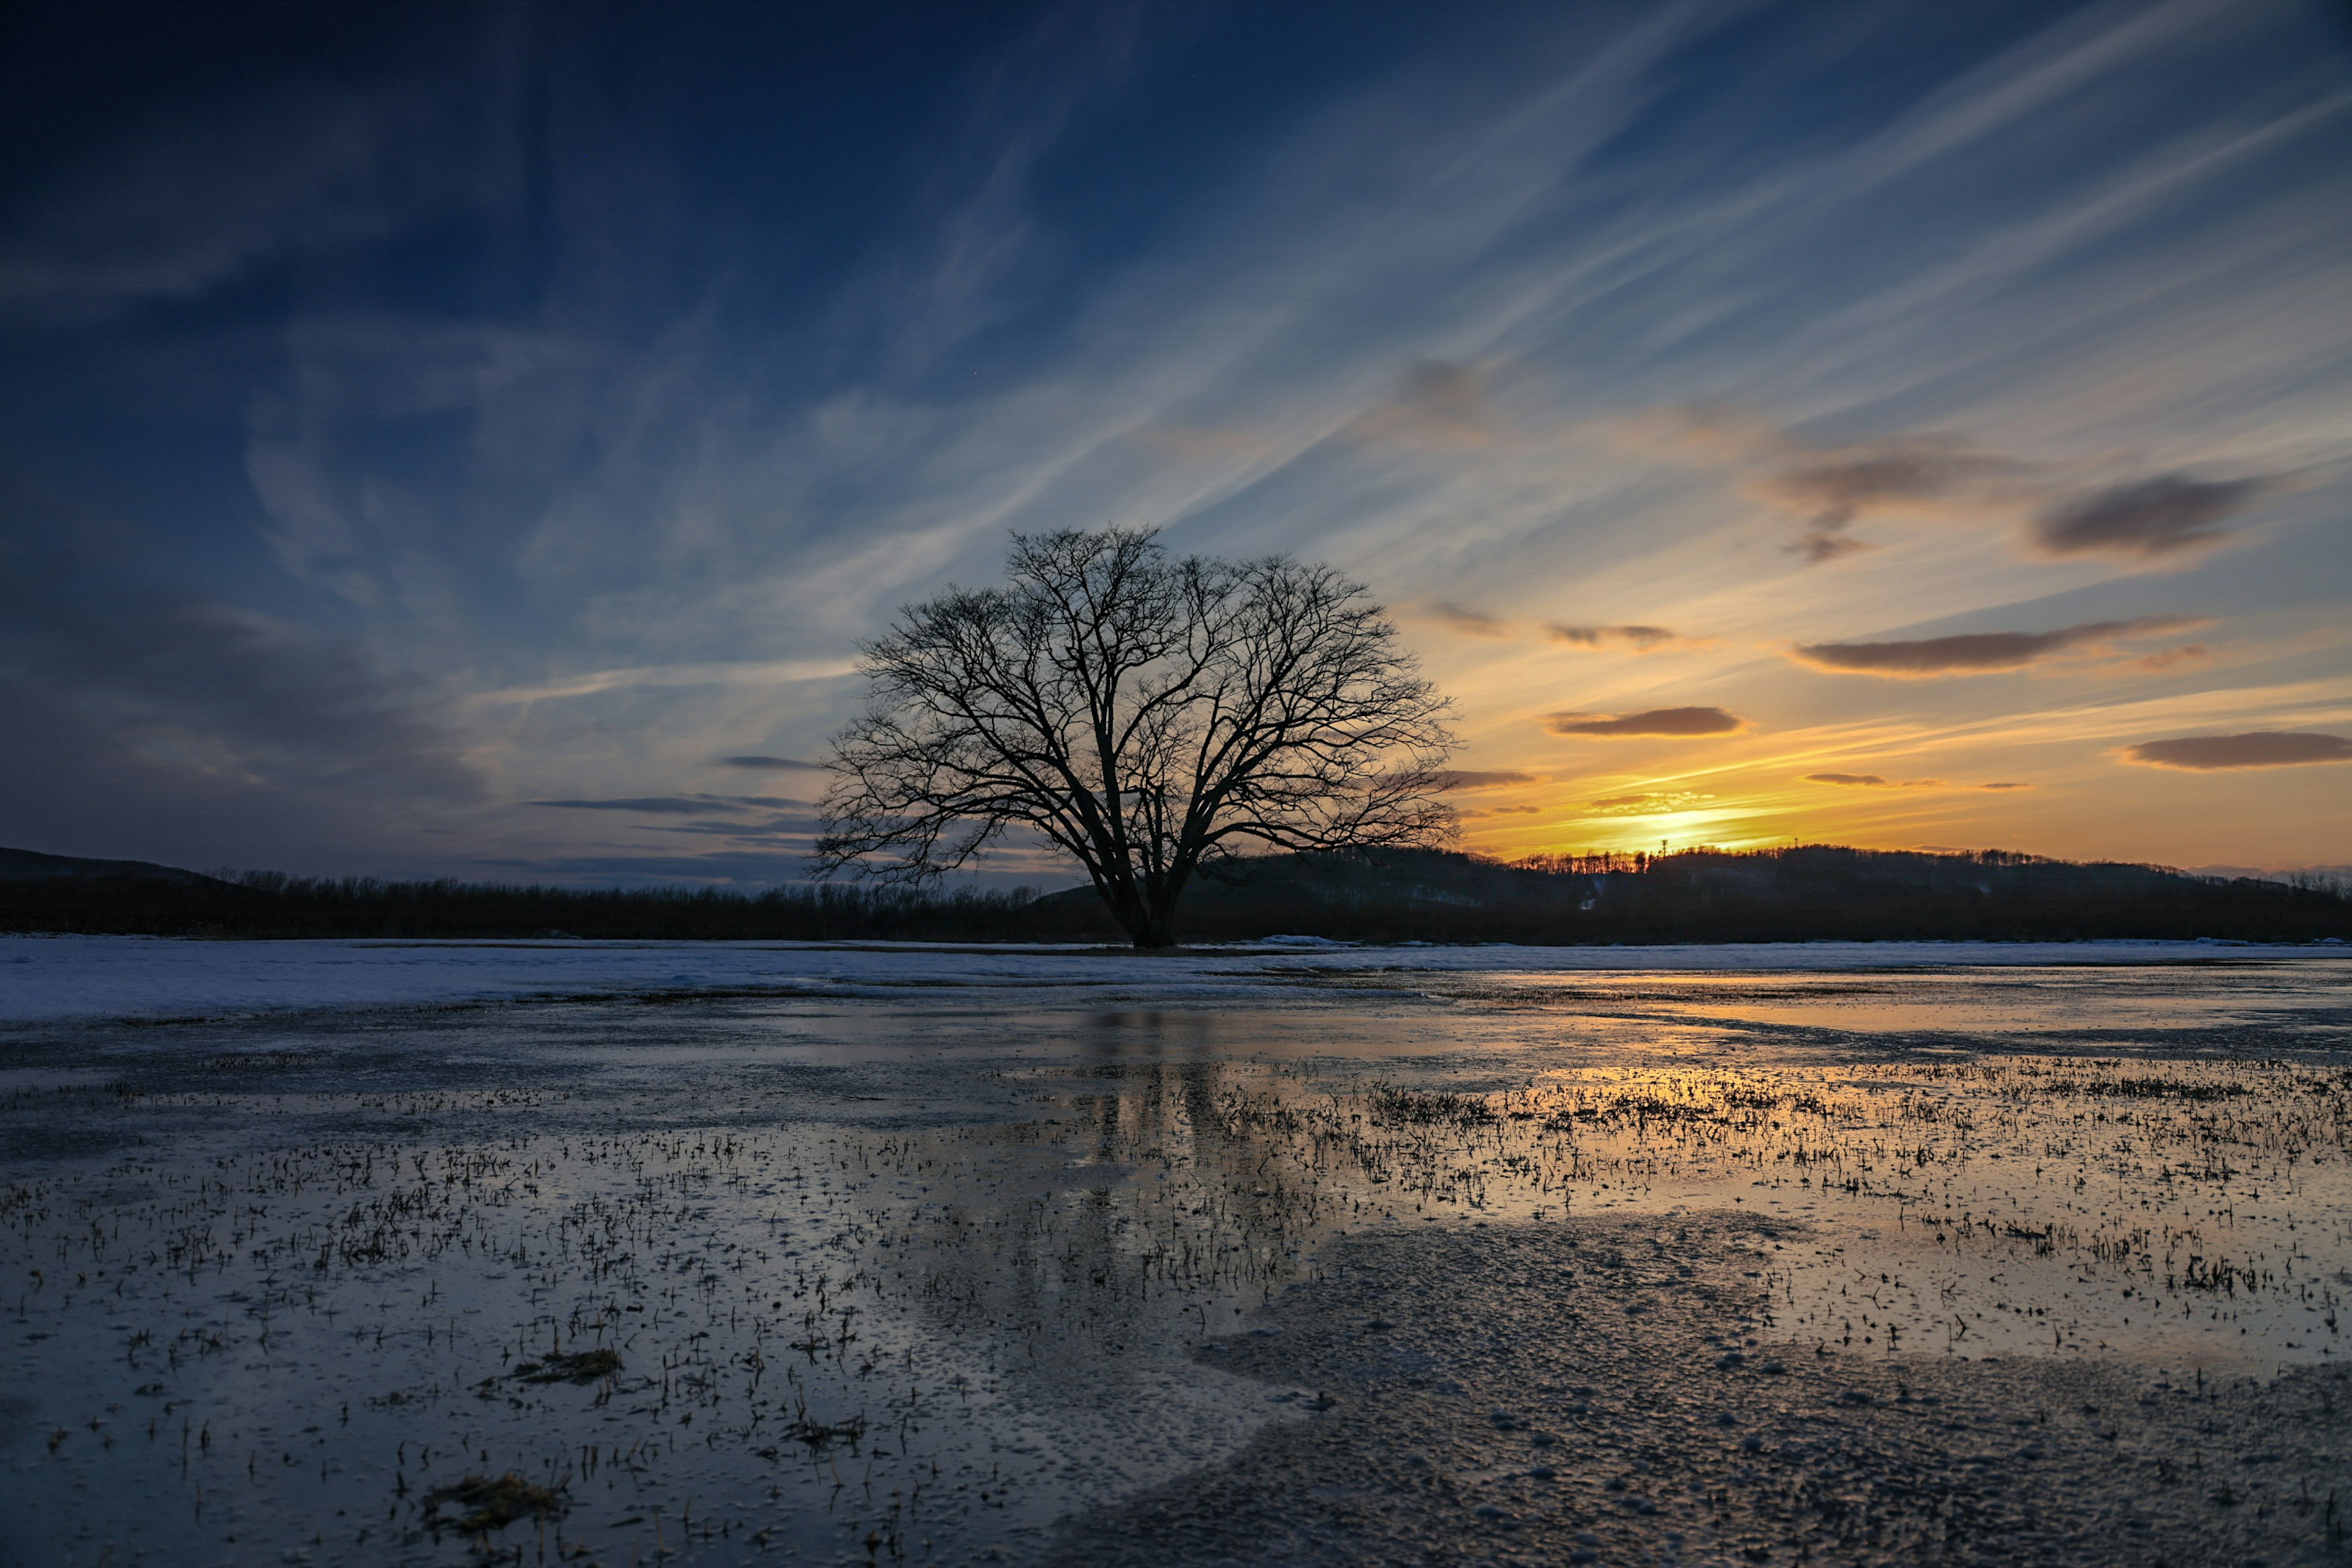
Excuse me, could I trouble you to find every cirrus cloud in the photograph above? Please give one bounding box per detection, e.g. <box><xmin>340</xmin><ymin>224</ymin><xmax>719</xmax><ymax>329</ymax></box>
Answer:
<box><xmin>1803</xmin><ymin>772</ymin><xmax>1941</xmax><ymax>788</ymax></box>
<box><xmin>1424</xmin><ymin>601</ymin><xmax>1513</xmax><ymax>638</ymax></box>
<box><xmin>1585</xmin><ymin>790</ymin><xmax>1713</xmax><ymax>816</ymax></box>
<box><xmin>1545</xmin><ymin>706</ymin><xmax>1743</xmax><ymax>737</ymax></box>
<box><xmin>2120</xmin><ymin>732</ymin><xmax>2352</xmax><ymax>771</ymax></box>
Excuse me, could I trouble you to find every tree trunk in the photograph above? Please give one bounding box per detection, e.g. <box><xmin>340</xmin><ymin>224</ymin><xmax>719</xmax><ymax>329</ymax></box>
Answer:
<box><xmin>1131</xmin><ymin>878</ymin><xmax>1186</xmax><ymax>949</ymax></box>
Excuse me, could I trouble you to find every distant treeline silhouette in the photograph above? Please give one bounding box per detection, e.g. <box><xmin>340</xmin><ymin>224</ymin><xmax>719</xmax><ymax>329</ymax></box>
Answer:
<box><xmin>1161</xmin><ymin>845</ymin><xmax>2352</xmax><ymax>944</ymax></box>
<box><xmin>1</xmin><ymin>843</ymin><xmax>2345</xmax><ymax>944</ymax></box>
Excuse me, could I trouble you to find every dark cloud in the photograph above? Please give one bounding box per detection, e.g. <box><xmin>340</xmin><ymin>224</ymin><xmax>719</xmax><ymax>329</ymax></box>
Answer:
<box><xmin>1458</xmin><ymin>804</ymin><xmax>1540</xmax><ymax>818</ymax></box>
<box><xmin>1432</xmin><ymin>769</ymin><xmax>1540</xmax><ymax>791</ymax></box>
<box><xmin>1427</xmin><ymin>601</ymin><xmax>1512</xmax><ymax>638</ymax></box>
<box><xmin>530</xmin><ymin>797</ymin><xmax>729</xmax><ymax>813</ymax></box>
<box><xmin>718</xmin><ymin>755</ymin><xmax>826</xmax><ymax>771</ymax></box>
<box><xmin>655</xmin><ymin>813</ymin><xmax>822</xmax><ymax>840</ymax></box>
<box><xmin>1789</xmin><ymin>530</ymin><xmax>1874</xmax><ymax>564</ymax></box>
<box><xmin>2033</xmin><ymin>475</ymin><xmax>2266</xmax><ymax>559</ymax></box>
<box><xmin>1979</xmin><ymin>782</ymin><xmax>2031</xmax><ymax>790</ymax></box>
<box><xmin>1546</xmin><ymin>624</ymin><xmax>1680</xmax><ymax>650</ymax></box>
<box><xmin>1757</xmin><ymin>445</ymin><xmax>2014</xmax><ymax>526</ymax></box>
<box><xmin>1790</xmin><ymin>616</ymin><xmax>2201</xmax><ymax>676</ymax></box>
<box><xmin>0</xmin><ymin>484</ymin><xmax>478</xmax><ymax>869</ymax></box>
<box><xmin>1803</xmin><ymin>772</ymin><xmax>1941</xmax><ymax>788</ymax></box>
<box><xmin>2121</xmin><ymin>732</ymin><xmax>2352</xmax><ymax>771</ymax></box>
<box><xmin>1546</xmin><ymin>706</ymin><xmax>1742</xmax><ymax>737</ymax></box>
<box><xmin>1751</xmin><ymin>440</ymin><xmax>2021</xmax><ymax>564</ymax></box>
<box><xmin>1665</xmin><ymin>411</ymin><xmax>2283</xmax><ymax>566</ymax></box>
<box><xmin>470</xmin><ymin>851</ymin><xmax>816</xmax><ymax>886</ymax></box>
<box><xmin>1352</xmin><ymin>361</ymin><xmax>1497</xmax><ymax>451</ymax></box>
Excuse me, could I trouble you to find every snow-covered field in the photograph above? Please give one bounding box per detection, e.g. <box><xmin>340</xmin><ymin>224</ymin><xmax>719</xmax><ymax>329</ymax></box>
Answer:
<box><xmin>1</xmin><ymin>932</ymin><xmax>2336</xmax><ymax>1026</ymax></box>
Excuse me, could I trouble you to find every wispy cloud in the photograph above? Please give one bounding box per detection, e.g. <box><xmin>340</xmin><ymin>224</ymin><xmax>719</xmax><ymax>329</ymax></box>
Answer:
<box><xmin>471</xmin><ymin>660</ymin><xmax>859</xmax><ymax>705</ymax></box>
<box><xmin>1347</xmin><ymin>361</ymin><xmax>1501</xmax><ymax>452</ymax></box>
<box><xmin>1545</xmin><ymin>623</ymin><xmax>1684</xmax><ymax>650</ymax></box>
<box><xmin>1424</xmin><ymin>601</ymin><xmax>1513</xmax><ymax>638</ymax></box>
<box><xmin>1585</xmin><ymin>790</ymin><xmax>1713</xmax><ymax>815</ymax></box>
<box><xmin>4</xmin><ymin>1</ymin><xmax>2347</xmax><ymax>877</ymax></box>
<box><xmin>1802</xmin><ymin>772</ymin><xmax>1942</xmax><ymax>788</ymax></box>
<box><xmin>526</xmin><ymin>794</ymin><xmax>802</xmax><ymax>814</ymax></box>
<box><xmin>1433</xmin><ymin>769</ymin><xmax>1542</xmax><ymax>791</ymax></box>
<box><xmin>0</xmin><ymin>80</ymin><xmax>514</xmax><ymax>326</ymax></box>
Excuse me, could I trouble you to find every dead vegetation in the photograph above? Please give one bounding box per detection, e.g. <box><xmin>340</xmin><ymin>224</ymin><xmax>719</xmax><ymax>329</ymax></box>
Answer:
<box><xmin>424</xmin><ymin>1471</ymin><xmax>566</xmax><ymax>1533</ymax></box>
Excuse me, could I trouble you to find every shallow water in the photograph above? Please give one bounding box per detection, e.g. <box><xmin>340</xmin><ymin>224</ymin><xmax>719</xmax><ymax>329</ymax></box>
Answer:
<box><xmin>2</xmin><ymin>948</ymin><xmax>2347</xmax><ymax>1566</ymax></box>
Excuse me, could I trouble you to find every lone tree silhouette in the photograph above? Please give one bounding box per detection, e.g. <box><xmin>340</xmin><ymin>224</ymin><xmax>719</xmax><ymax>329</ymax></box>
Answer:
<box><xmin>814</xmin><ymin>527</ymin><xmax>1456</xmax><ymax>948</ymax></box>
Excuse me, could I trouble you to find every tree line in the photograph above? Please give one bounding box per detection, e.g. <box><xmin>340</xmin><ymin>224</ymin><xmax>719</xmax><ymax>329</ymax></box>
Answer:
<box><xmin>3</xmin><ymin>846</ymin><xmax>2343</xmax><ymax>943</ymax></box>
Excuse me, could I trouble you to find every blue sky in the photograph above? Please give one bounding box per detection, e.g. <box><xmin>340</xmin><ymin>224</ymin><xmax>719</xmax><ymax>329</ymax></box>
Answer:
<box><xmin>2</xmin><ymin>0</ymin><xmax>2348</xmax><ymax>884</ymax></box>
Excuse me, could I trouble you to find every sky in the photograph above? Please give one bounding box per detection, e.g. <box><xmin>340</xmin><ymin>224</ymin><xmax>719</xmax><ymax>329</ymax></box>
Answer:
<box><xmin>2</xmin><ymin>0</ymin><xmax>2348</xmax><ymax>888</ymax></box>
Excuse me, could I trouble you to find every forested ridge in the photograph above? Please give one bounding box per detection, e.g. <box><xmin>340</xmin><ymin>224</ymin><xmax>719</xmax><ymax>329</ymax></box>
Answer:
<box><xmin>4</xmin><ymin>843</ymin><xmax>2345</xmax><ymax>943</ymax></box>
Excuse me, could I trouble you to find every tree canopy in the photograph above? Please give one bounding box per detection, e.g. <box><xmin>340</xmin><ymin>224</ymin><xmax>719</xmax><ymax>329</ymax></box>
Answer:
<box><xmin>814</xmin><ymin>527</ymin><xmax>1455</xmax><ymax>946</ymax></box>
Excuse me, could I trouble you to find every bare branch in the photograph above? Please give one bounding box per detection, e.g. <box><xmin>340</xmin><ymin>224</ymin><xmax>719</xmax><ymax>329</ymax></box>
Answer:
<box><xmin>816</xmin><ymin>528</ymin><xmax>1456</xmax><ymax>946</ymax></box>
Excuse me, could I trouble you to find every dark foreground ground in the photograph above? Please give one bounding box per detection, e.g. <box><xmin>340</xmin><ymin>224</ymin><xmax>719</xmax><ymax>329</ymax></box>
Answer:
<box><xmin>1059</xmin><ymin>1219</ymin><xmax>2352</xmax><ymax>1568</ymax></box>
<box><xmin>4</xmin><ymin>948</ymin><xmax>2348</xmax><ymax>1566</ymax></box>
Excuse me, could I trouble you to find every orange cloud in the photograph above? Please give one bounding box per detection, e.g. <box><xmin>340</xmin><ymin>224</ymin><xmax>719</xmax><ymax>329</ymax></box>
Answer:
<box><xmin>1425</xmin><ymin>601</ymin><xmax>1512</xmax><ymax>638</ymax></box>
<box><xmin>1803</xmin><ymin>772</ymin><xmax>1942</xmax><ymax>788</ymax></box>
<box><xmin>1545</xmin><ymin>623</ymin><xmax>1683</xmax><ymax>650</ymax></box>
<box><xmin>1433</xmin><ymin>769</ymin><xmax>1542</xmax><ymax>791</ymax></box>
<box><xmin>1585</xmin><ymin>791</ymin><xmax>1713</xmax><ymax>815</ymax></box>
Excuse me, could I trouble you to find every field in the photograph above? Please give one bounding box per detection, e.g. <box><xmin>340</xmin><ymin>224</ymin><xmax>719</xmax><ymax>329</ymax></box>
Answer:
<box><xmin>2</xmin><ymin>938</ymin><xmax>2348</xmax><ymax>1566</ymax></box>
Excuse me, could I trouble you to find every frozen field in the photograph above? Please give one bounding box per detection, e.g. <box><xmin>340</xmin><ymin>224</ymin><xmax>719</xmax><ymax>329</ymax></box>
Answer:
<box><xmin>1</xmin><ymin>933</ymin><xmax>2333</xmax><ymax>1025</ymax></box>
<box><xmin>2</xmin><ymin>940</ymin><xmax>2349</xmax><ymax>1566</ymax></box>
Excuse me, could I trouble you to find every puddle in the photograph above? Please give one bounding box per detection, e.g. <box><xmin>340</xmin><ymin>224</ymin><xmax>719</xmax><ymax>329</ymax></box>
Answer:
<box><xmin>2</xmin><ymin>959</ymin><xmax>2348</xmax><ymax>1564</ymax></box>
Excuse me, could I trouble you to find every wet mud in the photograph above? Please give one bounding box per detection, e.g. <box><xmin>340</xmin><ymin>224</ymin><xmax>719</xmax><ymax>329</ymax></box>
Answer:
<box><xmin>1052</xmin><ymin>1217</ymin><xmax>2352</xmax><ymax>1567</ymax></box>
<box><xmin>1</xmin><ymin>954</ymin><xmax>2348</xmax><ymax>1566</ymax></box>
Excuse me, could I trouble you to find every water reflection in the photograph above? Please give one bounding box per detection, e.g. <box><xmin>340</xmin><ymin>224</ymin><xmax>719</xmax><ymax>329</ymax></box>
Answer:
<box><xmin>4</xmin><ymin>965</ymin><xmax>2348</xmax><ymax>1565</ymax></box>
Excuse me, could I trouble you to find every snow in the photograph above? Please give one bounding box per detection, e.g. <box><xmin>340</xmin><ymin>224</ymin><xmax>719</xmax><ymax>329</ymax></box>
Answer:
<box><xmin>0</xmin><ymin>933</ymin><xmax>2341</xmax><ymax>1027</ymax></box>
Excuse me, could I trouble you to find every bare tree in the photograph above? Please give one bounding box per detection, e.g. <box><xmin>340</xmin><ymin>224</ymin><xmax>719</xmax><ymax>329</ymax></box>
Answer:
<box><xmin>814</xmin><ymin>527</ymin><xmax>1456</xmax><ymax>947</ymax></box>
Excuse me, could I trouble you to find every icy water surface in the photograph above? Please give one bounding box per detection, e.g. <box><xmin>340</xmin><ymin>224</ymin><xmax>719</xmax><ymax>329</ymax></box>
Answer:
<box><xmin>1</xmin><ymin>943</ymin><xmax>2348</xmax><ymax>1566</ymax></box>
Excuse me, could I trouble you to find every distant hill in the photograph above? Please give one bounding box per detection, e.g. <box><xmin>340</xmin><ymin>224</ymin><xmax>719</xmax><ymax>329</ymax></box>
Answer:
<box><xmin>0</xmin><ymin>842</ymin><xmax>2344</xmax><ymax>943</ymax></box>
<box><xmin>0</xmin><ymin>846</ymin><xmax>224</xmax><ymax>886</ymax></box>
<box><xmin>1054</xmin><ymin>845</ymin><xmax>2352</xmax><ymax>944</ymax></box>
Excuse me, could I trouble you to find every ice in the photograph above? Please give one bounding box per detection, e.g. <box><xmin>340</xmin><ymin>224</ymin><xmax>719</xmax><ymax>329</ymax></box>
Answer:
<box><xmin>1</xmin><ymin>932</ymin><xmax>2339</xmax><ymax>1027</ymax></box>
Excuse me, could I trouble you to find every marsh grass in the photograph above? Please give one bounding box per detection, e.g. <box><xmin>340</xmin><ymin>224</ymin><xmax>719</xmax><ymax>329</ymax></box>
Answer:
<box><xmin>424</xmin><ymin>1470</ymin><xmax>565</xmax><ymax>1532</ymax></box>
<box><xmin>6</xmin><ymin>1011</ymin><xmax>2350</xmax><ymax>1563</ymax></box>
<box><xmin>507</xmin><ymin>1348</ymin><xmax>621</xmax><ymax>1384</ymax></box>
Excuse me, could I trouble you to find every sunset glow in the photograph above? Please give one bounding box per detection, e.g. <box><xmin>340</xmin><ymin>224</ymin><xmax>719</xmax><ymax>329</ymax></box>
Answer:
<box><xmin>1</xmin><ymin>1</ymin><xmax>2345</xmax><ymax>882</ymax></box>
